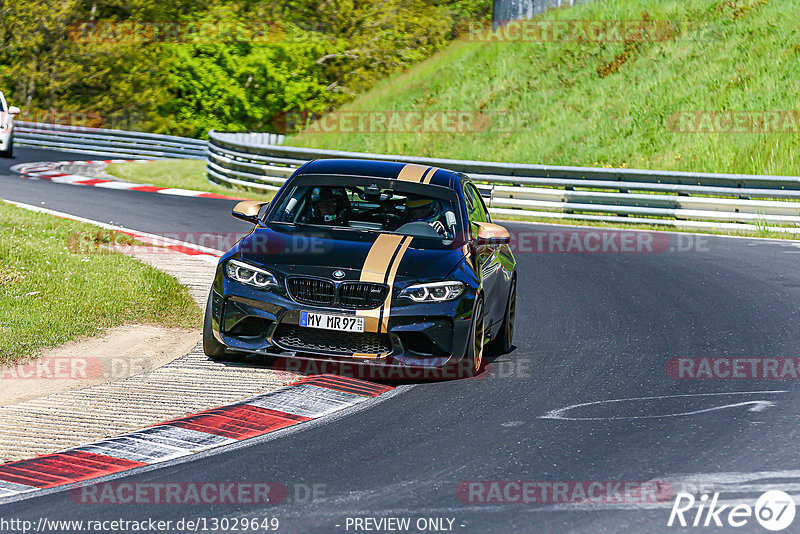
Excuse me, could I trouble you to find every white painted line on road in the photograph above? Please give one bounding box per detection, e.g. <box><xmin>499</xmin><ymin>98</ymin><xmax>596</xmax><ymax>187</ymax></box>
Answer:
<box><xmin>539</xmin><ymin>391</ymin><xmax>788</xmax><ymax>421</ymax></box>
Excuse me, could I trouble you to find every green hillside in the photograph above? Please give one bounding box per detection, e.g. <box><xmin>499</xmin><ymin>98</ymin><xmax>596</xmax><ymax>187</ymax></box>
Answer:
<box><xmin>288</xmin><ymin>0</ymin><xmax>800</xmax><ymax>176</ymax></box>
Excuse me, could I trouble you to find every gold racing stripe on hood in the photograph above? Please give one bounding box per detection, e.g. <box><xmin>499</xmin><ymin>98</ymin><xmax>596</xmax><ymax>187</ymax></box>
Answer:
<box><xmin>357</xmin><ymin>234</ymin><xmax>413</xmax><ymax>335</ymax></box>
<box><xmin>378</xmin><ymin>236</ymin><xmax>412</xmax><ymax>332</ymax></box>
<box><xmin>359</xmin><ymin>234</ymin><xmax>405</xmax><ymax>284</ymax></box>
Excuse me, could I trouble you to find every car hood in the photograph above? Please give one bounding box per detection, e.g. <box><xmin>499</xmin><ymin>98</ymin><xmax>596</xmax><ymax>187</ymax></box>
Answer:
<box><xmin>236</xmin><ymin>223</ymin><xmax>467</xmax><ymax>282</ymax></box>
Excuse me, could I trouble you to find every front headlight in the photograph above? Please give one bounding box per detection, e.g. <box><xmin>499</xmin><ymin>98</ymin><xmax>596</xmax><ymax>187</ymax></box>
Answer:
<box><xmin>399</xmin><ymin>281</ymin><xmax>464</xmax><ymax>302</ymax></box>
<box><xmin>225</xmin><ymin>259</ymin><xmax>277</xmax><ymax>288</ymax></box>
<box><xmin>0</xmin><ymin>123</ymin><xmax>10</xmax><ymax>133</ymax></box>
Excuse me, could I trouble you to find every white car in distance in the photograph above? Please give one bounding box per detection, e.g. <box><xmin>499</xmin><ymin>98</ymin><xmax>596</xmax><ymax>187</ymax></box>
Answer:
<box><xmin>0</xmin><ymin>92</ymin><xmax>21</xmax><ymax>158</ymax></box>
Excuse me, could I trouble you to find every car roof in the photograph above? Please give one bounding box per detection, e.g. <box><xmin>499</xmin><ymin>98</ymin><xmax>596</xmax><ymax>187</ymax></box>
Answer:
<box><xmin>295</xmin><ymin>159</ymin><xmax>458</xmax><ymax>189</ymax></box>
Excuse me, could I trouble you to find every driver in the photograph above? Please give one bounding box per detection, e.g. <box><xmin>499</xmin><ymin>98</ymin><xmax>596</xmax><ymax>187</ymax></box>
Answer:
<box><xmin>309</xmin><ymin>187</ymin><xmax>349</xmax><ymax>226</ymax></box>
<box><xmin>404</xmin><ymin>197</ymin><xmax>446</xmax><ymax>236</ymax></box>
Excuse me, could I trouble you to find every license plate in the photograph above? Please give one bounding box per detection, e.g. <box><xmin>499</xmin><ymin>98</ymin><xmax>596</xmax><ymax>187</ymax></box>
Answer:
<box><xmin>299</xmin><ymin>312</ymin><xmax>364</xmax><ymax>333</ymax></box>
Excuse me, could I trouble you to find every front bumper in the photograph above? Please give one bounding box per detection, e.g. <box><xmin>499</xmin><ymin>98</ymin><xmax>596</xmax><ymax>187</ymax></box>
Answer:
<box><xmin>209</xmin><ymin>273</ymin><xmax>476</xmax><ymax>371</ymax></box>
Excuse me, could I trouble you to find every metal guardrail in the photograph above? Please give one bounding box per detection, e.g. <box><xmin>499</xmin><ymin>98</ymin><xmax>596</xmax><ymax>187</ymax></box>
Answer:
<box><xmin>207</xmin><ymin>130</ymin><xmax>800</xmax><ymax>230</ymax></box>
<box><xmin>13</xmin><ymin>121</ymin><xmax>798</xmax><ymax>230</ymax></box>
<box><xmin>15</xmin><ymin>122</ymin><xmax>207</xmax><ymax>159</ymax></box>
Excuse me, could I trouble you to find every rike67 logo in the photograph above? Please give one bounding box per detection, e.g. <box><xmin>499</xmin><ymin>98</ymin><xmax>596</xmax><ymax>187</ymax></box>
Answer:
<box><xmin>668</xmin><ymin>490</ymin><xmax>796</xmax><ymax>531</ymax></box>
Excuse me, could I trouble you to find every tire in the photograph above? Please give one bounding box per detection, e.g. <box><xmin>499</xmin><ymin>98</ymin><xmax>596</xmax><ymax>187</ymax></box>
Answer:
<box><xmin>203</xmin><ymin>291</ymin><xmax>243</xmax><ymax>361</ymax></box>
<box><xmin>439</xmin><ymin>297</ymin><xmax>484</xmax><ymax>380</ymax></box>
<box><xmin>488</xmin><ymin>276</ymin><xmax>516</xmax><ymax>356</ymax></box>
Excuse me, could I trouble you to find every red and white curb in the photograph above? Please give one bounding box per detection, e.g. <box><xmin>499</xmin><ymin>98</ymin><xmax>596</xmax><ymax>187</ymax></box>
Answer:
<box><xmin>11</xmin><ymin>160</ymin><xmax>248</xmax><ymax>201</ymax></box>
<box><xmin>0</xmin><ymin>375</ymin><xmax>392</xmax><ymax>499</ymax></box>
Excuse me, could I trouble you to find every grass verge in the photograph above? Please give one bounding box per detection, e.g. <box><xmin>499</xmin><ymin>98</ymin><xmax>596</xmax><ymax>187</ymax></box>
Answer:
<box><xmin>0</xmin><ymin>201</ymin><xmax>202</xmax><ymax>365</ymax></box>
<box><xmin>105</xmin><ymin>159</ymin><xmax>275</xmax><ymax>201</ymax></box>
<box><xmin>288</xmin><ymin>0</ymin><xmax>800</xmax><ymax>176</ymax></box>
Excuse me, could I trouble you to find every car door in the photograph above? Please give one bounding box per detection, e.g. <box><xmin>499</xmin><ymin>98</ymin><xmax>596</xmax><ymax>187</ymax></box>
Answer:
<box><xmin>463</xmin><ymin>180</ymin><xmax>503</xmax><ymax>326</ymax></box>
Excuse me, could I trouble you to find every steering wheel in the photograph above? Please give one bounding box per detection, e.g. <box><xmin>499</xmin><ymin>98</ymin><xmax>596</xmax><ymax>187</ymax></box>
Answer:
<box><xmin>394</xmin><ymin>221</ymin><xmax>444</xmax><ymax>238</ymax></box>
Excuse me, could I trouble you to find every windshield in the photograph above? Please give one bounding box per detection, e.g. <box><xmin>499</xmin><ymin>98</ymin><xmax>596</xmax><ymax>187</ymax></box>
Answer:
<box><xmin>267</xmin><ymin>180</ymin><xmax>461</xmax><ymax>240</ymax></box>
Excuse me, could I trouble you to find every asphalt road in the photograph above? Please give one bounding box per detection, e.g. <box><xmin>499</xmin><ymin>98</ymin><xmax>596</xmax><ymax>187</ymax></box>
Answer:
<box><xmin>3</xmin><ymin>148</ymin><xmax>800</xmax><ymax>533</ymax></box>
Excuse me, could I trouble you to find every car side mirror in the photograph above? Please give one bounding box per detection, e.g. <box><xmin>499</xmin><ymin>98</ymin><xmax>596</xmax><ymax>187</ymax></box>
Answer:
<box><xmin>232</xmin><ymin>200</ymin><xmax>269</xmax><ymax>224</ymax></box>
<box><xmin>7</xmin><ymin>106</ymin><xmax>20</xmax><ymax>115</ymax></box>
<box><xmin>473</xmin><ymin>221</ymin><xmax>511</xmax><ymax>245</ymax></box>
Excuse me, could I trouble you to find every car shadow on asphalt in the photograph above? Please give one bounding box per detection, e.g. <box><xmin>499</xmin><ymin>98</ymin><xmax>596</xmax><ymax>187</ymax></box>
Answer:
<box><xmin>208</xmin><ymin>346</ymin><xmax>518</xmax><ymax>387</ymax></box>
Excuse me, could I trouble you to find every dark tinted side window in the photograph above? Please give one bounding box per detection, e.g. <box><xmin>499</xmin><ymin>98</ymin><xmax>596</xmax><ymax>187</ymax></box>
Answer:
<box><xmin>464</xmin><ymin>182</ymin><xmax>489</xmax><ymax>223</ymax></box>
<box><xmin>464</xmin><ymin>181</ymin><xmax>491</xmax><ymax>239</ymax></box>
